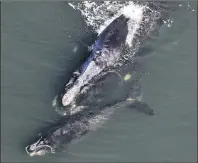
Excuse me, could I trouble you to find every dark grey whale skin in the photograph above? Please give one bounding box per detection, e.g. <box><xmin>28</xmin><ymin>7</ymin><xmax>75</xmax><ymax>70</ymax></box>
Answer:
<box><xmin>80</xmin><ymin>14</ymin><xmax>130</xmax><ymax>73</ymax></box>
<box><xmin>25</xmin><ymin>81</ymin><xmax>155</xmax><ymax>156</ymax></box>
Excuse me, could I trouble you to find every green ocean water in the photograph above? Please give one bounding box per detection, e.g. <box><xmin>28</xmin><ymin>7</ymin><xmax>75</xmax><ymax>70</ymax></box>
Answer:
<box><xmin>1</xmin><ymin>2</ymin><xmax>197</xmax><ymax>162</ymax></box>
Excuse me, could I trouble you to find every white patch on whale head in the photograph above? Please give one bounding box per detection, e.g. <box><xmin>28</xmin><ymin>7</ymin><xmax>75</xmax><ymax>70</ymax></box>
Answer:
<box><xmin>62</xmin><ymin>61</ymin><xmax>102</xmax><ymax>108</ymax></box>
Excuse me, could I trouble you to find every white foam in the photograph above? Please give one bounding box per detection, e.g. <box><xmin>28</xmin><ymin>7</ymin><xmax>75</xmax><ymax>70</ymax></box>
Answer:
<box><xmin>68</xmin><ymin>3</ymin><xmax>76</xmax><ymax>10</ymax></box>
<box><xmin>122</xmin><ymin>2</ymin><xmax>144</xmax><ymax>47</ymax></box>
<box><xmin>96</xmin><ymin>2</ymin><xmax>144</xmax><ymax>47</ymax></box>
<box><xmin>122</xmin><ymin>2</ymin><xmax>144</xmax><ymax>20</ymax></box>
<box><xmin>69</xmin><ymin>2</ymin><xmax>146</xmax><ymax>47</ymax></box>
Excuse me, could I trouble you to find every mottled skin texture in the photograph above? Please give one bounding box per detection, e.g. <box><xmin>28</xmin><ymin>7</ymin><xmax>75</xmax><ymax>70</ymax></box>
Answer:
<box><xmin>26</xmin><ymin>102</ymin><xmax>155</xmax><ymax>156</ymax></box>
<box><xmin>26</xmin><ymin>79</ymin><xmax>156</xmax><ymax>156</ymax></box>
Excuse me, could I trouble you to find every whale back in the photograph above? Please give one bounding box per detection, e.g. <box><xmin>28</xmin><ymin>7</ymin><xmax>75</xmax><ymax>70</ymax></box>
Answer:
<box><xmin>93</xmin><ymin>14</ymin><xmax>129</xmax><ymax>51</ymax></box>
<box><xmin>80</xmin><ymin>15</ymin><xmax>130</xmax><ymax>73</ymax></box>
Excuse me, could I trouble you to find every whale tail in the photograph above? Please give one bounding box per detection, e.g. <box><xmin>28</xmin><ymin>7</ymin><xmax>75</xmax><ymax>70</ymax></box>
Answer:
<box><xmin>125</xmin><ymin>79</ymin><xmax>156</xmax><ymax>116</ymax></box>
<box><xmin>127</xmin><ymin>98</ymin><xmax>157</xmax><ymax>116</ymax></box>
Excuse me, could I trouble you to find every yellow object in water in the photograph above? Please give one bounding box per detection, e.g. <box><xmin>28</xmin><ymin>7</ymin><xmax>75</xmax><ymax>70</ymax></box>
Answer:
<box><xmin>124</xmin><ymin>74</ymin><xmax>131</xmax><ymax>81</ymax></box>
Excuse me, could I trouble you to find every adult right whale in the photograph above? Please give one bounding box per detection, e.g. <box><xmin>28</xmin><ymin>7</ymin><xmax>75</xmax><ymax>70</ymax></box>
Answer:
<box><xmin>26</xmin><ymin>80</ymin><xmax>156</xmax><ymax>156</ymax></box>
<box><xmin>54</xmin><ymin>14</ymin><xmax>132</xmax><ymax>115</ymax></box>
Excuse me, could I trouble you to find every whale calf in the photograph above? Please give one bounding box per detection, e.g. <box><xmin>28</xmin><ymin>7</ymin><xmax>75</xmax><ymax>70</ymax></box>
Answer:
<box><xmin>54</xmin><ymin>1</ymin><xmax>177</xmax><ymax>116</ymax></box>
<box><xmin>54</xmin><ymin>14</ymin><xmax>132</xmax><ymax>116</ymax></box>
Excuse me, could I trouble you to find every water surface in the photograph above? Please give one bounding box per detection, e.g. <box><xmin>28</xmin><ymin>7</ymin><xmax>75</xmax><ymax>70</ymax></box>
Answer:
<box><xmin>1</xmin><ymin>1</ymin><xmax>197</xmax><ymax>162</ymax></box>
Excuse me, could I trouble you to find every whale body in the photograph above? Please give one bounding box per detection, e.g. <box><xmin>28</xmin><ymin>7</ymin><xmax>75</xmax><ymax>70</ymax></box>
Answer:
<box><xmin>55</xmin><ymin>1</ymin><xmax>177</xmax><ymax>116</ymax></box>
<box><xmin>26</xmin><ymin>103</ymin><xmax>122</xmax><ymax>156</ymax></box>
<box><xmin>26</xmin><ymin>81</ymin><xmax>156</xmax><ymax>156</ymax></box>
<box><xmin>58</xmin><ymin>14</ymin><xmax>131</xmax><ymax>115</ymax></box>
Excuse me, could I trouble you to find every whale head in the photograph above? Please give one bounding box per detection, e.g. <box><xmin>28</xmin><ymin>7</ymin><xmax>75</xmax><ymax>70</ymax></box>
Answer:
<box><xmin>25</xmin><ymin>135</ymin><xmax>55</xmax><ymax>156</ymax></box>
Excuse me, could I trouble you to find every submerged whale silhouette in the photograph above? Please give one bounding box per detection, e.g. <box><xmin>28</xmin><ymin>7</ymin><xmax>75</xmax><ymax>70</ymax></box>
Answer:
<box><xmin>26</xmin><ymin>79</ymin><xmax>156</xmax><ymax>156</ymax></box>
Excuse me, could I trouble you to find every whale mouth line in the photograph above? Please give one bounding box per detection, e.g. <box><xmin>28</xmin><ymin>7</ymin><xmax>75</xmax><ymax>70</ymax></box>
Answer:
<box><xmin>25</xmin><ymin>144</ymin><xmax>53</xmax><ymax>156</ymax></box>
<box><xmin>25</xmin><ymin>136</ymin><xmax>54</xmax><ymax>156</ymax></box>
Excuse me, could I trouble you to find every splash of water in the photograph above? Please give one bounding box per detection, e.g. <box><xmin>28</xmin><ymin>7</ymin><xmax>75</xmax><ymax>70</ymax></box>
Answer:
<box><xmin>69</xmin><ymin>1</ymin><xmax>145</xmax><ymax>47</ymax></box>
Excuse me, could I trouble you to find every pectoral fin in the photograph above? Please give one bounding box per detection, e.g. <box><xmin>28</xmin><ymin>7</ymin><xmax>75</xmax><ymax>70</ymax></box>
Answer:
<box><xmin>127</xmin><ymin>98</ymin><xmax>157</xmax><ymax>116</ymax></box>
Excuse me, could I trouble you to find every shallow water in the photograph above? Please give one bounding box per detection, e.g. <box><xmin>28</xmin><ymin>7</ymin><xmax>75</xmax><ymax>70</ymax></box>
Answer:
<box><xmin>1</xmin><ymin>1</ymin><xmax>197</xmax><ymax>162</ymax></box>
